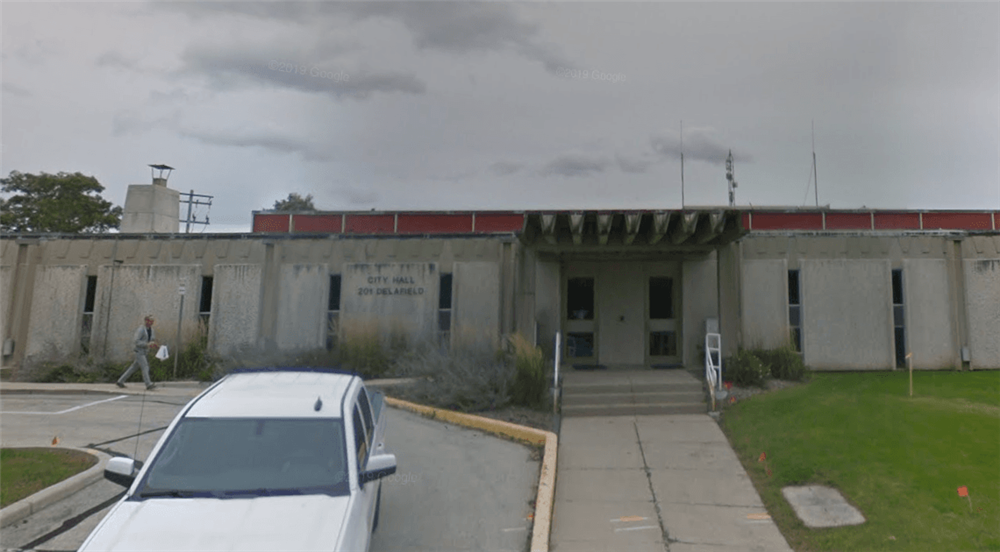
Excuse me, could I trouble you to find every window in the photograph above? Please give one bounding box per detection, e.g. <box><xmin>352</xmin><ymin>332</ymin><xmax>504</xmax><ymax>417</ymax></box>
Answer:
<box><xmin>788</xmin><ymin>270</ymin><xmax>802</xmax><ymax>352</ymax></box>
<box><xmin>566</xmin><ymin>333</ymin><xmax>594</xmax><ymax>358</ymax></box>
<box><xmin>357</xmin><ymin>389</ymin><xmax>374</xmax><ymax>443</ymax></box>
<box><xmin>326</xmin><ymin>275</ymin><xmax>341</xmax><ymax>351</ymax></box>
<box><xmin>353</xmin><ymin>407</ymin><xmax>369</xmax><ymax>468</ymax></box>
<box><xmin>649</xmin><ymin>277</ymin><xmax>674</xmax><ymax>319</ymax></box>
<box><xmin>199</xmin><ymin>276</ymin><xmax>213</xmax><ymax>328</ymax></box>
<box><xmin>438</xmin><ymin>273</ymin><xmax>452</xmax><ymax>346</ymax></box>
<box><xmin>567</xmin><ymin>277</ymin><xmax>594</xmax><ymax>320</ymax></box>
<box><xmin>81</xmin><ymin>275</ymin><xmax>97</xmax><ymax>353</ymax></box>
<box><xmin>649</xmin><ymin>331</ymin><xmax>677</xmax><ymax>357</ymax></box>
<box><xmin>892</xmin><ymin>269</ymin><xmax>906</xmax><ymax>368</ymax></box>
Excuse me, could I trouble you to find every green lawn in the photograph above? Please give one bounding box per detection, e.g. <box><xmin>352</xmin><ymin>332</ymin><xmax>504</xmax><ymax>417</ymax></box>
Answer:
<box><xmin>721</xmin><ymin>371</ymin><xmax>1000</xmax><ymax>552</ymax></box>
<box><xmin>0</xmin><ymin>448</ymin><xmax>97</xmax><ymax>507</ymax></box>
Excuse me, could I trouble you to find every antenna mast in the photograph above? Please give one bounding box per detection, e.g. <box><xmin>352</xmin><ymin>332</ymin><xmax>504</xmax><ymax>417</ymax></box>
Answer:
<box><xmin>726</xmin><ymin>150</ymin><xmax>738</xmax><ymax>207</ymax></box>
<box><xmin>812</xmin><ymin>120</ymin><xmax>819</xmax><ymax>207</ymax></box>
<box><xmin>680</xmin><ymin>121</ymin><xmax>685</xmax><ymax>210</ymax></box>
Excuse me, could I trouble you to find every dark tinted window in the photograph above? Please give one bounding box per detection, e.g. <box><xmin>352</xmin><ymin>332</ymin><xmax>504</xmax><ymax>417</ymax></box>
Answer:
<box><xmin>199</xmin><ymin>277</ymin><xmax>213</xmax><ymax>313</ymax></box>
<box><xmin>567</xmin><ymin>278</ymin><xmax>594</xmax><ymax>320</ymax></box>
<box><xmin>329</xmin><ymin>275</ymin><xmax>341</xmax><ymax>311</ymax></box>
<box><xmin>649</xmin><ymin>277</ymin><xmax>673</xmax><ymax>319</ymax></box>
<box><xmin>439</xmin><ymin>273</ymin><xmax>452</xmax><ymax>309</ymax></box>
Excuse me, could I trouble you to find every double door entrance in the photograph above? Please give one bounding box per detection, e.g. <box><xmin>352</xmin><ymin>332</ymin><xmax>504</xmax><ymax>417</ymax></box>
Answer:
<box><xmin>563</xmin><ymin>262</ymin><xmax>681</xmax><ymax>368</ymax></box>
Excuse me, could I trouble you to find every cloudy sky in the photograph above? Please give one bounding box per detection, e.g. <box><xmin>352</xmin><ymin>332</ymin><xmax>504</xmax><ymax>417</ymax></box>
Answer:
<box><xmin>3</xmin><ymin>1</ymin><xmax>998</xmax><ymax>232</ymax></box>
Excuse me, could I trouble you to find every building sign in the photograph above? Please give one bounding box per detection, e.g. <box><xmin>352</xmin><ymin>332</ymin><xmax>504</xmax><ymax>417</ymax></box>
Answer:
<box><xmin>341</xmin><ymin>263</ymin><xmax>438</xmax><ymax>339</ymax></box>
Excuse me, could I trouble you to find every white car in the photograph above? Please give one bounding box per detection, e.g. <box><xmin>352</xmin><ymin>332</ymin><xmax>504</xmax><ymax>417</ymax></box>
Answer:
<box><xmin>79</xmin><ymin>369</ymin><xmax>395</xmax><ymax>552</ymax></box>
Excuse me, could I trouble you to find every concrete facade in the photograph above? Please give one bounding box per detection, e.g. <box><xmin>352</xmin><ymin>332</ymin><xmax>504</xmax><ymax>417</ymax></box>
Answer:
<box><xmin>800</xmin><ymin>259</ymin><xmax>894</xmax><ymax>370</ymax></box>
<box><xmin>965</xmin><ymin>258</ymin><xmax>1000</xmax><ymax>369</ymax></box>
<box><xmin>740</xmin><ymin>259</ymin><xmax>789</xmax><ymax>350</ymax></box>
<box><xmin>903</xmin><ymin>259</ymin><xmax>955</xmax><ymax>369</ymax></box>
<box><xmin>25</xmin><ymin>265</ymin><xmax>87</xmax><ymax>361</ymax></box>
<box><xmin>1</xmin><ymin>210</ymin><xmax>998</xmax><ymax>376</ymax></box>
<box><xmin>210</xmin><ymin>264</ymin><xmax>262</xmax><ymax>355</ymax></box>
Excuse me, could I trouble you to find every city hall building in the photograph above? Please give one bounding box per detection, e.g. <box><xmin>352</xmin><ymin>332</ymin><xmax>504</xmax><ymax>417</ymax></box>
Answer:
<box><xmin>2</xmin><ymin>179</ymin><xmax>998</xmax><ymax>377</ymax></box>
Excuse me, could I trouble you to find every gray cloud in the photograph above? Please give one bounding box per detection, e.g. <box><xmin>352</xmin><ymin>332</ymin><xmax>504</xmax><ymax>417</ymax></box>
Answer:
<box><xmin>489</xmin><ymin>161</ymin><xmax>522</xmax><ymax>176</ymax></box>
<box><xmin>178</xmin><ymin>46</ymin><xmax>425</xmax><ymax>100</ymax></box>
<box><xmin>96</xmin><ymin>51</ymin><xmax>142</xmax><ymax>72</ymax></box>
<box><xmin>112</xmin><ymin>110</ymin><xmax>180</xmax><ymax>136</ymax></box>
<box><xmin>538</xmin><ymin>153</ymin><xmax>610</xmax><ymax>178</ymax></box>
<box><xmin>337</xmin><ymin>187</ymin><xmax>380</xmax><ymax>207</ymax></box>
<box><xmin>180</xmin><ymin>127</ymin><xmax>332</xmax><ymax>162</ymax></box>
<box><xmin>2</xmin><ymin>82</ymin><xmax>31</xmax><ymax>97</ymax></box>
<box><xmin>650</xmin><ymin>129</ymin><xmax>752</xmax><ymax>165</ymax></box>
<box><xmin>615</xmin><ymin>153</ymin><xmax>654</xmax><ymax>174</ymax></box>
<box><xmin>164</xmin><ymin>2</ymin><xmax>576</xmax><ymax>75</ymax></box>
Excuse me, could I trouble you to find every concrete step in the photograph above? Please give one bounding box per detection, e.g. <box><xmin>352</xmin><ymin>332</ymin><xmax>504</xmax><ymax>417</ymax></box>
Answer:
<box><xmin>561</xmin><ymin>382</ymin><xmax>703</xmax><ymax>395</ymax></box>
<box><xmin>562</xmin><ymin>391</ymin><xmax>704</xmax><ymax>407</ymax></box>
<box><xmin>561</xmin><ymin>402</ymin><xmax>707</xmax><ymax>417</ymax></box>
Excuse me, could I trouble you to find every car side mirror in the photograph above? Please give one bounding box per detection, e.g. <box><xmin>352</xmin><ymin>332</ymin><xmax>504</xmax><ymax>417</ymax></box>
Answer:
<box><xmin>105</xmin><ymin>457</ymin><xmax>142</xmax><ymax>488</ymax></box>
<box><xmin>359</xmin><ymin>452</ymin><xmax>397</xmax><ymax>487</ymax></box>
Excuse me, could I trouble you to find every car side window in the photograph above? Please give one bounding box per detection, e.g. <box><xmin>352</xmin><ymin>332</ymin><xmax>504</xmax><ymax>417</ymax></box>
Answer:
<box><xmin>357</xmin><ymin>388</ymin><xmax>374</xmax><ymax>442</ymax></box>
<box><xmin>353</xmin><ymin>406</ymin><xmax>368</xmax><ymax>469</ymax></box>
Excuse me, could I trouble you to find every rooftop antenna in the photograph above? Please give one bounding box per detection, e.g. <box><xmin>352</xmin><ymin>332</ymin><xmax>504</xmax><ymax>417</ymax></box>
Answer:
<box><xmin>812</xmin><ymin>120</ymin><xmax>819</xmax><ymax>208</ymax></box>
<box><xmin>680</xmin><ymin>121</ymin><xmax>685</xmax><ymax>210</ymax></box>
<box><xmin>726</xmin><ymin>150</ymin><xmax>738</xmax><ymax>207</ymax></box>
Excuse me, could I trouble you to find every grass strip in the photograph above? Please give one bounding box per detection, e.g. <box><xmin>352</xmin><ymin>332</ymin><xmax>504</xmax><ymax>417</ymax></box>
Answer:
<box><xmin>1</xmin><ymin>448</ymin><xmax>98</xmax><ymax>508</ymax></box>
<box><xmin>720</xmin><ymin>371</ymin><xmax>999</xmax><ymax>551</ymax></box>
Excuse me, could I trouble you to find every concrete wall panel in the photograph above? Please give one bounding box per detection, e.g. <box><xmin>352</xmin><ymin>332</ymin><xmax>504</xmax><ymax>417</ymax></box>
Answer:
<box><xmin>683</xmin><ymin>254</ymin><xmax>718</xmax><ymax>368</ymax></box>
<box><xmin>534</xmin><ymin>259</ymin><xmax>561</xmax><ymax>359</ymax></box>
<box><xmin>1</xmin><ymin>265</ymin><xmax>13</xmax><ymax>348</ymax></box>
<box><xmin>964</xmin><ymin>259</ymin><xmax>1000</xmax><ymax>369</ymax></box>
<box><xmin>454</xmin><ymin>261</ymin><xmax>501</xmax><ymax>346</ymax></box>
<box><xmin>801</xmin><ymin>260</ymin><xmax>893</xmax><ymax>370</ymax></box>
<box><xmin>340</xmin><ymin>263</ymin><xmax>438</xmax><ymax>344</ymax></box>
<box><xmin>92</xmin><ymin>265</ymin><xmax>203</xmax><ymax>361</ymax></box>
<box><xmin>741</xmin><ymin>259</ymin><xmax>789</xmax><ymax>349</ymax></box>
<box><xmin>211</xmin><ymin>265</ymin><xmax>262</xmax><ymax>355</ymax></box>
<box><xmin>25</xmin><ymin>265</ymin><xmax>86</xmax><ymax>360</ymax></box>
<box><xmin>903</xmin><ymin>259</ymin><xmax>955</xmax><ymax>369</ymax></box>
<box><xmin>276</xmin><ymin>264</ymin><xmax>329</xmax><ymax>351</ymax></box>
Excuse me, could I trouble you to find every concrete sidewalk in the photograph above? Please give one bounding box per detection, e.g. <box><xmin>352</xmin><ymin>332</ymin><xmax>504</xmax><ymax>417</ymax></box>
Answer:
<box><xmin>552</xmin><ymin>412</ymin><xmax>792</xmax><ymax>552</ymax></box>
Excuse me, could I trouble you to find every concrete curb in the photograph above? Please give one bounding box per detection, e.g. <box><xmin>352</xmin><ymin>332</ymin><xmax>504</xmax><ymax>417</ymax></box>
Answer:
<box><xmin>385</xmin><ymin>397</ymin><xmax>557</xmax><ymax>552</ymax></box>
<box><xmin>0</xmin><ymin>447</ymin><xmax>111</xmax><ymax>528</ymax></box>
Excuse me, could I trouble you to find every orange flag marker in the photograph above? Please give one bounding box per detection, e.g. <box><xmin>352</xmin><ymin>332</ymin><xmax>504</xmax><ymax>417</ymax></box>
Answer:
<box><xmin>958</xmin><ymin>486</ymin><xmax>972</xmax><ymax>510</ymax></box>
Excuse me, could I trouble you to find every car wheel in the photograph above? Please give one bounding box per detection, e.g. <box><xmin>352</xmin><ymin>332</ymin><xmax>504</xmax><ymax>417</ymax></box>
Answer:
<box><xmin>372</xmin><ymin>485</ymin><xmax>382</xmax><ymax>532</ymax></box>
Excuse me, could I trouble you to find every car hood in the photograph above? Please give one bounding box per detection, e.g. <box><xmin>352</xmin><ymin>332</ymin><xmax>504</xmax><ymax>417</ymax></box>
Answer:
<box><xmin>80</xmin><ymin>494</ymin><xmax>349</xmax><ymax>552</ymax></box>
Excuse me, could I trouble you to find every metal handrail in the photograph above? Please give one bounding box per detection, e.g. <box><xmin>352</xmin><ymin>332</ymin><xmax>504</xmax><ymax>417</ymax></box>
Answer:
<box><xmin>705</xmin><ymin>332</ymin><xmax>722</xmax><ymax>391</ymax></box>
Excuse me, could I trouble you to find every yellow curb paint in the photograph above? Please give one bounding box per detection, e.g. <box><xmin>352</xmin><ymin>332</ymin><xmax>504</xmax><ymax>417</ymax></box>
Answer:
<box><xmin>385</xmin><ymin>397</ymin><xmax>557</xmax><ymax>552</ymax></box>
<box><xmin>746</xmin><ymin>513</ymin><xmax>771</xmax><ymax>520</ymax></box>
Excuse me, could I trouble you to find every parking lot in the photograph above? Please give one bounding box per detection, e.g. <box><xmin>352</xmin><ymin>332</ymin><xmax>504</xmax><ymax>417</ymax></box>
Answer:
<box><xmin>1</xmin><ymin>389</ymin><xmax>540</xmax><ymax>552</ymax></box>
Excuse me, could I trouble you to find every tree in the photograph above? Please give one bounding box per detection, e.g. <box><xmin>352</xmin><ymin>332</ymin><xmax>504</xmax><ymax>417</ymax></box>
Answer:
<box><xmin>1</xmin><ymin>171</ymin><xmax>123</xmax><ymax>233</ymax></box>
<box><xmin>272</xmin><ymin>192</ymin><xmax>317</xmax><ymax>212</ymax></box>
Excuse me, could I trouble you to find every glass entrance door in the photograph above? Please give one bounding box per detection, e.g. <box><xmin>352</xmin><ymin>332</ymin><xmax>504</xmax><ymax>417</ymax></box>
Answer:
<box><xmin>647</xmin><ymin>275</ymin><xmax>681</xmax><ymax>366</ymax></box>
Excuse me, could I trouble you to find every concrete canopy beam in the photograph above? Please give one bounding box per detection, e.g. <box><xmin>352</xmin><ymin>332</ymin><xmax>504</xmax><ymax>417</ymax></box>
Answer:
<box><xmin>623</xmin><ymin>213</ymin><xmax>642</xmax><ymax>245</ymax></box>
<box><xmin>669</xmin><ymin>212</ymin><xmax>699</xmax><ymax>245</ymax></box>
<box><xmin>597</xmin><ymin>214</ymin><xmax>613</xmax><ymax>245</ymax></box>
<box><xmin>569</xmin><ymin>213</ymin><xmax>585</xmax><ymax>246</ymax></box>
<box><xmin>540</xmin><ymin>214</ymin><xmax>558</xmax><ymax>245</ymax></box>
<box><xmin>693</xmin><ymin>212</ymin><xmax>727</xmax><ymax>244</ymax></box>
<box><xmin>648</xmin><ymin>212</ymin><xmax>672</xmax><ymax>245</ymax></box>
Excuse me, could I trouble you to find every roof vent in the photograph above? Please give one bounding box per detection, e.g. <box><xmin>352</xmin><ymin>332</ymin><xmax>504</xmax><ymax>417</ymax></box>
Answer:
<box><xmin>314</xmin><ymin>397</ymin><xmax>323</xmax><ymax>412</ymax></box>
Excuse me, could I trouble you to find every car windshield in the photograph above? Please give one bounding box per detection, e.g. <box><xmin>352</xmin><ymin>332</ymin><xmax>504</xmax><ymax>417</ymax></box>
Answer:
<box><xmin>136</xmin><ymin>417</ymin><xmax>349</xmax><ymax>499</ymax></box>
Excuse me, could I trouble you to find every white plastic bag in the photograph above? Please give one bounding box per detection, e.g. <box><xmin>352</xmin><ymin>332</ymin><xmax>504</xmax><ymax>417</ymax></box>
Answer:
<box><xmin>155</xmin><ymin>345</ymin><xmax>169</xmax><ymax>360</ymax></box>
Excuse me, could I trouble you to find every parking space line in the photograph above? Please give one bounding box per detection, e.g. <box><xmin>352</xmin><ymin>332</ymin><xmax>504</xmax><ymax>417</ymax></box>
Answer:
<box><xmin>1</xmin><ymin>395</ymin><xmax>128</xmax><ymax>415</ymax></box>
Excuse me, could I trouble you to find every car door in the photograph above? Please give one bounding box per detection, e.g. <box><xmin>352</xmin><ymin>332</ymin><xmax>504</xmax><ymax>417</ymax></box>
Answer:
<box><xmin>358</xmin><ymin>386</ymin><xmax>386</xmax><ymax>454</ymax></box>
<box><xmin>352</xmin><ymin>401</ymin><xmax>379</xmax><ymax>544</ymax></box>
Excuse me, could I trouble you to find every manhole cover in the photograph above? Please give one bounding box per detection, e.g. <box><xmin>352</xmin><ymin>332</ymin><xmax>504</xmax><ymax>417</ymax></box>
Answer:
<box><xmin>782</xmin><ymin>485</ymin><xmax>865</xmax><ymax>528</ymax></box>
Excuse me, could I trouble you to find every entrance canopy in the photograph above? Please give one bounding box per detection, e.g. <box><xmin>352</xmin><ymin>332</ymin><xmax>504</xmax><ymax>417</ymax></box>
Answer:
<box><xmin>519</xmin><ymin>210</ymin><xmax>745</xmax><ymax>251</ymax></box>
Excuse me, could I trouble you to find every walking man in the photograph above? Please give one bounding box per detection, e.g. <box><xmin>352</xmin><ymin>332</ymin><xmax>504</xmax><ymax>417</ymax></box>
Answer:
<box><xmin>117</xmin><ymin>315</ymin><xmax>158</xmax><ymax>390</ymax></box>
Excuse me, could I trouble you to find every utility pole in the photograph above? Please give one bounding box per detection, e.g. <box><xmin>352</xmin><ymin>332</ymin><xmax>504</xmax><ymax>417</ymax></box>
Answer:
<box><xmin>680</xmin><ymin>121</ymin><xmax>685</xmax><ymax>210</ymax></box>
<box><xmin>180</xmin><ymin>190</ymin><xmax>214</xmax><ymax>233</ymax></box>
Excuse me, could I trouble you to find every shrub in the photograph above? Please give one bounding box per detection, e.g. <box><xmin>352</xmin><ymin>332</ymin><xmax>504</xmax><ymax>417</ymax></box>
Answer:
<box><xmin>340</xmin><ymin>322</ymin><xmax>393</xmax><ymax>378</ymax></box>
<box><xmin>750</xmin><ymin>345</ymin><xmax>808</xmax><ymax>382</ymax></box>
<box><xmin>727</xmin><ymin>349</ymin><xmax>769</xmax><ymax>388</ymax></box>
<box><xmin>393</xmin><ymin>338</ymin><xmax>513</xmax><ymax>412</ymax></box>
<box><xmin>148</xmin><ymin>328</ymin><xmax>217</xmax><ymax>382</ymax></box>
<box><xmin>508</xmin><ymin>333</ymin><xmax>547</xmax><ymax>408</ymax></box>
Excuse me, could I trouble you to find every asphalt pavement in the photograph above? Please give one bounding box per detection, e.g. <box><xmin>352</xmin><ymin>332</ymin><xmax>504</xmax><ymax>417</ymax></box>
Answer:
<box><xmin>0</xmin><ymin>381</ymin><xmax>540</xmax><ymax>552</ymax></box>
